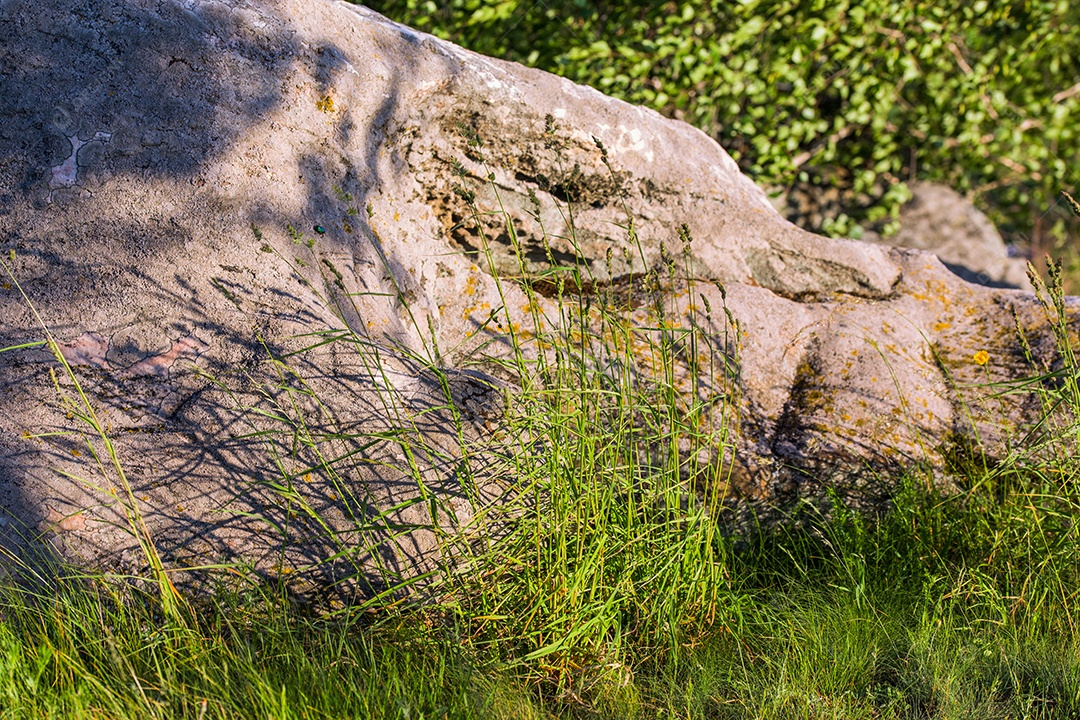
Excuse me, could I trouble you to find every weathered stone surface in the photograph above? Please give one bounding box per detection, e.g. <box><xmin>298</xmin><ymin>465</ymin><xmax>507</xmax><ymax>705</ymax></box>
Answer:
<box><xmin>0</xmin><ymin>0</ymin><xmax>1073</xmax><ymax>593</ymax></box>
<box><xmin>864</xmin><ymin>182</ymin><xmax>1033</xmax><ymax>290</ymax></box>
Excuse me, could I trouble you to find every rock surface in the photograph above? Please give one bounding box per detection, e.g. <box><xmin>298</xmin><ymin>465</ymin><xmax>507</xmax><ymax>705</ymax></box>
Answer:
<box><xmin>0</xmin><ymin>0</ymin><xmax>1072</xmax><ymax>594</ymax></box>
<box><xmin>864</xmin><ymin>182</ymin><xmax>1032</xmax><ymax>290</ymax></box>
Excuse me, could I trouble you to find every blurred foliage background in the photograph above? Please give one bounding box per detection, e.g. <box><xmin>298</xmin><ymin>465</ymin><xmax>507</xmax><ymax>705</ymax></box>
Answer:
<box><xmin>363</xmin><ymin>0</ymin><xmax>1079</xmax><ymax>260</ymax></box>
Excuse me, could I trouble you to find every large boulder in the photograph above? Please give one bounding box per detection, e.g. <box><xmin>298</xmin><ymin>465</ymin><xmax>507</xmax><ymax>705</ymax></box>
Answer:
<box><xmin>865</xmin><ymin>182</ymin><xmax>1033</xmax><ymax>290</ymax></box>
<box><xmin>0</xmin><ymin>0</ymin><xmax>1071</xmax><ymax>593</ymax></box>
<box><xmin>779</xmin><ymin>180</ymin><xmax>1031</xmax><ymax>290</ymax></box>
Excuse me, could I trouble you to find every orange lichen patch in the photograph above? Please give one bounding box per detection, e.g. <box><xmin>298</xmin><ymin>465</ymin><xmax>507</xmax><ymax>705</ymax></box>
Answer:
<box><xmin>461</xmin><ymin>301</ymin><xmax>491</xmax><ymax>319</ymax></box>
<box><xmin>933</xmin><ymin>321</ymin><xmax>951</xmax><ymax>332</ymax></box>
<box><xmin>316</xmin><ymin>95</ymin><xmax>335</xmax><ymax>113</ymax></box>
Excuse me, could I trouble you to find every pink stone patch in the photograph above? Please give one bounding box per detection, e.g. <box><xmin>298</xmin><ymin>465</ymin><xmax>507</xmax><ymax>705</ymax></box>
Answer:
<box><xmin>48</xmin><ymin>131</ymin><xmax>112</xmax><ymax>189</ymax></box>
<box><xmin>121</xmin><ymin>334</ymin><xmax>209</xmax><ymax>378</ymax></box>
<box><xmin>57</xmin><ymin>331</ymin><xmax>208</xmax><ymax>376</ymax></box>
<box><xmin>49</xmin><ymin>135</ymin><xmax>87</xmax><ymax>189</ymax></box>
<box><xmin>57</xmin><ymin>332</ymin><xmax>109</xmax><ymax>367</ymax></box>
<box><xmin>42</xmin><ymin>505</ymin><xmax>86</xmax><ymax>533</ymax></box>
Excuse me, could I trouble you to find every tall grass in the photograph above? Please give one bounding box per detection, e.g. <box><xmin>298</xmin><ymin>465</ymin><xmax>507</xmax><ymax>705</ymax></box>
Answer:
<box><xmin>0</xmin><ymin>579</ymin><xmax>539</xmax><ymax>719</ymax></box>
<box><xmin>2</xmin><ymin>149</ymin><xmax>1080</xmax><ymax>717</ymax></box>
<box><xmin>432</xmin><ymin>134</ymin><xmax>742</xmax><ymax>682</ymax></box>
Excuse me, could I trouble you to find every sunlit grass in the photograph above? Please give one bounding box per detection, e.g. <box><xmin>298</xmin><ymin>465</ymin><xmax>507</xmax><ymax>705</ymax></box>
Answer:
<box><xmin>3</xmin><ymin>466</ymin><xmax>1080</xmax><ymax>718</ymax></box>
<box><xmin>3</xmin><ymin>152</ymin><xmax>1080</xmax><ymax>717</ymax></box>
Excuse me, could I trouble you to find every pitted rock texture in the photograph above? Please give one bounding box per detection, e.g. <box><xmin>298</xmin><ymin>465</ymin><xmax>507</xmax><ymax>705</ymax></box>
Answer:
<box><xmin>0</xmin><ymin>0</ymin><xmax>1073</xmax><ymax>593</ymax></box>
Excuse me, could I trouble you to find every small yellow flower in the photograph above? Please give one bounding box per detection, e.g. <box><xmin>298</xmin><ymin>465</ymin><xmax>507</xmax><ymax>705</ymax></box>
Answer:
<box><xmin>973</xmin><ymin>350</ymin><xmax>990</xmax><ymax>366</ymax></box>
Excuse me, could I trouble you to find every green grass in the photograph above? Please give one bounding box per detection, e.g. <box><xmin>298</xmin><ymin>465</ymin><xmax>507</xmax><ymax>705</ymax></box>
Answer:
<box><xmin>0</xmin><ymin>580</ymin><xmax>536</xmax><ymax>719</ymax></box>
<box><xmin>3</xmin><ymin>472</ymin><xmax>1080</xmax><ymax>719</ymax></box>
<box><xmin>4</xmin><ymin>147</ymin><xmax>1080</xmax><ymax>718</ymax></box>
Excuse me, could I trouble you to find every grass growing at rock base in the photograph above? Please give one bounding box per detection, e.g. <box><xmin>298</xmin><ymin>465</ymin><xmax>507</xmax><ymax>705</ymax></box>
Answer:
<box><xmin>3</xmin><ymin>470</ymin><xmax>1080</xmax><ymax>719</ymax></box>
<box><xmin>5</xmin><ymin>155</ymin><xmax>1080</xmax><ymax>717</ymax></box>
